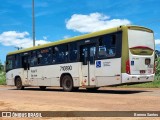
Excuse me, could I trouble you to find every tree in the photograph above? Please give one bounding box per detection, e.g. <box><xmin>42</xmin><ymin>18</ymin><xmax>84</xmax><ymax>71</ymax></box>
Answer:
<box><xmin>0</xmin><ymin>60</ymin><xmax>4</xmax><ymax>72</ymax></box>
<box><xmin>156</xmin><ymin>58</ymin><xmax>160</xmax><ymax>76</ymax></box>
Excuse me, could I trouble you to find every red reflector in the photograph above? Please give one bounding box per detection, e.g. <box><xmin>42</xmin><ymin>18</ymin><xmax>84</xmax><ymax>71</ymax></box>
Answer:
<box><xmin>126</xmin><ymin>60</ymin><xmax>130</xmax><ymax>74</ymax></box>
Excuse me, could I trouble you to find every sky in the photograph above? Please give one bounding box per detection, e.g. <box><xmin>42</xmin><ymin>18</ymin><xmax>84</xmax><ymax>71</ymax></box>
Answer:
<box><xmin>0</xmin><ymin>0</ymin><xmax>160</xmax><ymax>63</ymax></box>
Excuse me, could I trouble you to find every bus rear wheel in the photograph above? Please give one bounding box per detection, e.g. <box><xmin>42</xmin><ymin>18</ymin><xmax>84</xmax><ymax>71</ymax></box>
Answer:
<box><xmin>39</xmin><ymin>86</ymin><xmax>46</xmax><ymax>90</ymax></box>
<box><xmin>15</xmin><ymin>77</ymin><xmax>24</xmax><ymax>90</ymax></box>
<box><xmin>62</xmin><ymin>75</ymin><xmax>74</xmax><ymax>92</ymax></box>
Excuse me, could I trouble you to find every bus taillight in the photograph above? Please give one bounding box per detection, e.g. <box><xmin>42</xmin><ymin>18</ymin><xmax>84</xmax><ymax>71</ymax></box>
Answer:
<box><xmin>126</xmin><ymin>60</ymin><xmax>130</xmax><ymax>74</ymax></box>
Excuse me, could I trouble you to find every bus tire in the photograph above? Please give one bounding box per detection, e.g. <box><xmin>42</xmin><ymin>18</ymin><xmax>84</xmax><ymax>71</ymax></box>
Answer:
<box><xmin>39</xmin><ymin>86</ymin><xmax>46</xmax><ymax>90</ymax></box>
<box><xmin>62</xmin><ymin>75</ymin><xmax>74</xmax><ymax>92</ymax></box>
<box><xmin>86</xmin><ymin>87</ymin><xmax>99</xmax><ymax>91</ymax></box>
<box><xmin>15</xmin><ymin>77</ymin><xmax>24</xmax><ymax>90</ymax></box>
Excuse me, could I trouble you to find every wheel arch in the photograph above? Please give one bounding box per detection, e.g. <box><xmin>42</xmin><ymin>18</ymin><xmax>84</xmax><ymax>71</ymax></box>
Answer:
<box><xmin>14</xmin><ymin>76</ymin><xmax>21</xmax><ymax>86</ymax></box>
<box><xmin>60</xmin><ymin>73</ymin><xmax>72</xmax><ymax>87</ymax></box>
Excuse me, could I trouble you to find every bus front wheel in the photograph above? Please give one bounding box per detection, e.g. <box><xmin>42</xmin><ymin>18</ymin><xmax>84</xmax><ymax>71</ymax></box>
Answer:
<box><xmin>62</xmin><ymin>75</ymin><xmax>74</xmax><ymax>92</ymax></box>
<box><xmin>15</xmin><ymin>77</ymin><xmax>24</xmax><ymax>90</ymax></box>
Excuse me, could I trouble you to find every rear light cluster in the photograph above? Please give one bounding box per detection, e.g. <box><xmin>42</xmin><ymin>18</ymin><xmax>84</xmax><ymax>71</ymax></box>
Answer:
<box><xmin>126</xmin><ymin>60</ymin><xmax>130</xmax><ymax>74</ymax></box>
<box><xmin>126</xmin><ymin>58</ymin><xmax>154</xmax><ymax>74</ymax></box>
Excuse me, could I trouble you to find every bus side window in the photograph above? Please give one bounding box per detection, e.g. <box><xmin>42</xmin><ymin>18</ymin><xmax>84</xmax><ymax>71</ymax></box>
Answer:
<box><xmin>8</xmin><ymin>60</ymin><xmax>13</xmax><ymax>69</ymax></box>
<box><xmin>37</xmin><ymin>51</ymin><xmax>42</xmax><ymax>65</ymax></box>
<box><xmin>52</xmin><ymin>46</ymin><xmax>59</xmax><ymax>63</ymax></box>
<box><xmin>80</xmin><ymin>47</ymin><xmax>88</xmax><ymax>65</ymax></box>
<box><xmin>53</xmin><ymin>45</ymin><xmax>68</xmax><ymax>63</ymax></box>
<box><xmin>69</xmin><ymin>42</ymin><xmax>77</xmax><ymax>62</ymax></box>
<box><xmin>98</xmin><ymin>34</ymin><xmax>116</xmax><ymax>58</ymax></box>
<box><xmin>107</xmin><ymin>34</ymin><xmax>116</xmax><ymax>56</ymax></box>
<box><xmin>39</xmin><ymin>48</ymin><xmax>52</xmax><ymax>65</ymax></box>
<box><xmin>48</xmin><ymin>47</ymin><xmax>52</xmax><ymax>64</ymax></box>
<box><xmin>6</xmin><ymin>56</ymin><xmax>14</xmax><ymax>71</ymax></box>
<box><xmin>30</xmin><ymin>51</ymin><xmax>37</xmax><ymax>66</ymax></box>
<box><xmin>64</xmin><ymin>45</ymin><xmax>69</xmax><ymax>62</ymax></box>
<box><xmin>90</xmin><ymin>46</ymin><xmax>96</xmax><ymax>64</ymax></box>
<box><xmin>98</xmin><ymin>37</ymin><xmax>107</xmax><ymax>57</ymax></box>
<box><xmin>15</xmin><ymin>54</ymin><xmax>20</xmax><ymax>68</ymax></box>
<box><xmin>107</xmin><ymin>48</ymin><xmax>115</xmax><ymax>56</ymax></box>
<box><xmin>111</xmin><ymin>34</ymin><xmax>116</xmax><ymax>45</ymax></box>
<box><xmin>22</xmin><ymin>57</ymin><xmax>27</xmax><ymax>70</ymax></box>
<box><xmin>99</xmin><ymin>46</ymin><xmax>107</xmax><ymax>57</ymax></box>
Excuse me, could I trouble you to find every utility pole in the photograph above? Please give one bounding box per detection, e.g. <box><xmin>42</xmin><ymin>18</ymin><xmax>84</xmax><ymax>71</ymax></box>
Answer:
<box><xmin>32</xmin><ymin>0</ymin><xmax>35</xmax><ymax>46</ymax></box>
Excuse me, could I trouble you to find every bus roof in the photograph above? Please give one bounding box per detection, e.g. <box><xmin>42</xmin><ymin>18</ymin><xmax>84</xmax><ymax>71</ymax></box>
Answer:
<box><xmin>7</xmin><ymin>25</ymin><xmax>153</xmax><ymax>55</ymax></box>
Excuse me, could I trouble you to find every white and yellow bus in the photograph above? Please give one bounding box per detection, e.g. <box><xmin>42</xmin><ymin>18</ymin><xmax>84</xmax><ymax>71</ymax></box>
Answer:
<box><xmin>6</xmin><ymin>25</ymin><xmax>155</xmax><ymax>91</ymax></box>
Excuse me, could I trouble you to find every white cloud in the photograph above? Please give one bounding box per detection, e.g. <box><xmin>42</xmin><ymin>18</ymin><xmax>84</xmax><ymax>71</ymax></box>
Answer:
<box><xmin>66</xmin><ymin>12</ymin><xmax>131</xmax><ymax>33</ymax></box>
<box><xmin>0</xmin><ymin>31</ymin><xmax>50</xmax><ymax>48</ymax></box>
<box><xmin>43</xmin><ymin>36</ymin><xmax>48</xmax><ymax>40</ymax></box>
<box><xmin>63</xmin><ymin>35</ymin><xmax>71</xmax><ymax>39</ymax></box>
<box><xmin>155</xmin><ymin>39</ymin><xmax>160</xmax><ymax>45</ymax></box>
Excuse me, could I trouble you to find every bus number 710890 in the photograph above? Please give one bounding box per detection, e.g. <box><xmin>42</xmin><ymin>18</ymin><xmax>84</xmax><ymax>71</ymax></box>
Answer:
<box><xmin>60</xmin><ymin>65</ymin><xmax>72</xmax><ymax>71</ymax></box>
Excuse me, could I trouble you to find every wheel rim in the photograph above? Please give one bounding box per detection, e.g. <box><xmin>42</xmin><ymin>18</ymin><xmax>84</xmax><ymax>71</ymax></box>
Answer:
<box><xmin>66</xmin><ymin>79</ymin><xmax>71</xmax><ymax>88</ymax></box>
<box><xmin>16</xmin><ymin>80</ymin><xmax>21</xmax><ymax>89</ymax></box>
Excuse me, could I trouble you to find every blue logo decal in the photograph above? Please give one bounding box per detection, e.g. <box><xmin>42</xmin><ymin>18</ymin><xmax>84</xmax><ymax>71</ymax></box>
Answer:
<box><xmin>131</xmin><ymin>61</ymin><xmax>134</xmax><ymax>66</ymax></box>
<box><xmin>96</xmin><ymin>61</ymin><xmax>101</xmax><ymax>68</ymax></box>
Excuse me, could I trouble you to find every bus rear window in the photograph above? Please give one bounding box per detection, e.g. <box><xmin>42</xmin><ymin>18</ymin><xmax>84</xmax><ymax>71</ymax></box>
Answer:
<box><xmin>128</xmin><ymin>30</ymin><xmax>154</xmax><ymax>56</ymax></box>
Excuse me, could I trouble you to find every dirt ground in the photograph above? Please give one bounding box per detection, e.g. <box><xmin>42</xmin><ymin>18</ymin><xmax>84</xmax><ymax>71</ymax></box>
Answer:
<box><xmin>0</xmin><ymin>85</ymin><xmax>160</xmax><ymax>120</ymax></box>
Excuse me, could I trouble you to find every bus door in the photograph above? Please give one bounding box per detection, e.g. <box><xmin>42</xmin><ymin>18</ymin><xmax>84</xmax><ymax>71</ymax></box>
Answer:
<box><xmin>22</xmin><ymin>55</ymin><xmax>30</xmax><ymax>84</ymax></box>
<box><xmin>80</xmin><ymin>44</ymin><xmax>96</xmax><ymax>86</ymax></box>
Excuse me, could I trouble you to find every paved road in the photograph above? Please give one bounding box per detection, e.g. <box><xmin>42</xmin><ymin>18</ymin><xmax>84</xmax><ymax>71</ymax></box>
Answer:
<box><xmin>0</xmin><ymin>86</ymin><xmax>160</xmax><ymax>120</ymax></box>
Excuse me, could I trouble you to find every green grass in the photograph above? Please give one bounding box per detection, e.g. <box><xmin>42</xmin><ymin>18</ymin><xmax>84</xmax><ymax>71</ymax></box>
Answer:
<box><xmin>0</xmin><ymin>71</ymin><xmax>6</xmax><ymax>85</ymax></box>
